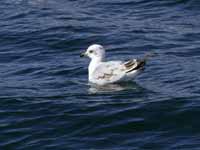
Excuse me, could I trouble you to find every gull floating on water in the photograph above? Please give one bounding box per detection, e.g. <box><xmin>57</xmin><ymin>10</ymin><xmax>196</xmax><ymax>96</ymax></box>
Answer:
<box><xmin>80</xmin><ymin>44</ymin><xmax>152</xmax><ymax>85</ymax></box>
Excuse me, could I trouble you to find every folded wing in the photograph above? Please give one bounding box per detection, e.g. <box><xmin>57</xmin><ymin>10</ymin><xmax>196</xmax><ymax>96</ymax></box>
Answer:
<box><xmin>91</xmin><ymin>59</ymin><xmax>146</xmax><ymax>85</ymax></box>
<box><xmin>92</xmin><ymin>61</ymin><xmax>126</xmax><ymax>84</ymax></box>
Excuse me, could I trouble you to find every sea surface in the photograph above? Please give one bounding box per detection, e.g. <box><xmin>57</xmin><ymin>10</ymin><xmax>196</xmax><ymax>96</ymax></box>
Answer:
<box><xmin>0</xmin><ymin>0</ymin><xmax>200</xmax><ymax>149</ymax></box>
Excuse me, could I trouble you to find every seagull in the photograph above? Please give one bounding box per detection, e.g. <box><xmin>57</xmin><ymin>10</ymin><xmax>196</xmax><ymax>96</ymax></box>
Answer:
<box><xmin>80</xmin><ymin>44</ymin><xmax>151</xmax><ymax>85</ymax></box>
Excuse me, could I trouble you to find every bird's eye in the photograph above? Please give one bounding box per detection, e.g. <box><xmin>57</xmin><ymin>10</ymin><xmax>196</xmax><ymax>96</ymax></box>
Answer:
<box><xmin>89</xmin><ymin>50</ymin><xmax>93</xmax><ymax>53</ymax></box>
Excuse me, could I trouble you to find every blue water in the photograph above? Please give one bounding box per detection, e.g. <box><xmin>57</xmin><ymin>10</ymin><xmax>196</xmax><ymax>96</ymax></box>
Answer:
<box><xmin>0</xmin><ymin>0</ymin><xmax>200</xmax><ymax>149</ymax></box>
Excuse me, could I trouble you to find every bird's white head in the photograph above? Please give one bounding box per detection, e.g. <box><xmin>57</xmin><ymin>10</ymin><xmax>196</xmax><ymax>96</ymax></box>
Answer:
<box><xmin>80</xmin><ymin>44</ymin><xmax>105</xmax><ymax>62</ymax></box>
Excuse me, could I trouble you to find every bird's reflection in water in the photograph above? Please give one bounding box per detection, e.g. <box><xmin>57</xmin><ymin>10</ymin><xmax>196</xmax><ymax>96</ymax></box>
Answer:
<box><xmin>88</xmin><ymin>81</ymin><xmax>144</xmax><ymax>94</ymax></box>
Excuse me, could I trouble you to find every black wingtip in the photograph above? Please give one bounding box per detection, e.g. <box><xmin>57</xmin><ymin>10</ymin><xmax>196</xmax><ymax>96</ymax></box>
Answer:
<box><xmin>126</xmin><ymin>60</ymin><xmax>145</xmax><ymax>73</ymax></box>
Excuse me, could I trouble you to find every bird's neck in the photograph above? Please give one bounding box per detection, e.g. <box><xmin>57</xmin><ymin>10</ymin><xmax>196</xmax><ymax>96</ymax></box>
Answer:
<box><xmin>88</xmin><ymin>57</ymin><xmax>104</xmax><ymax>80</ymax></box>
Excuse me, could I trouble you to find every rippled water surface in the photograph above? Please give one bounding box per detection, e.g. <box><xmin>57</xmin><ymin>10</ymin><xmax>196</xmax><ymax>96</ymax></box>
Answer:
<box><xmin>1</xmin><ymin>0</ymin><xmax>200</xmax><ymax>149</ymax></box>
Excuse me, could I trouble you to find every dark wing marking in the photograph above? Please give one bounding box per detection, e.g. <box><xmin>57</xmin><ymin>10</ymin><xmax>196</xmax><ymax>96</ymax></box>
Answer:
<box><xmin>124</xmin><ymin>60</ymin><xmax>135</xmax><ymax>68</ymax></box>
<box><xmin>124</xmin><ymin>59</ymin><xmax>145</xmax><ymax>73</ymax></box>
<box><xmin>97</xmin><ymin>73</ymin><xmax>114</xmax><ymax>80</ymax></box>
<box><xmin>94</xmin><ymin>65</ymin><xmax>116</xmax><ymax>81</ymax></box>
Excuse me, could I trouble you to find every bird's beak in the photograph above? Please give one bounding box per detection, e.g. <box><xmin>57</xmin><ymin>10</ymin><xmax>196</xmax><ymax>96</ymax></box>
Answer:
<box><xmin>80</xmin><ymin>52</ymin><xmax>86</xmax><ymax>57</ymax></box>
